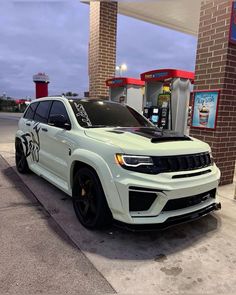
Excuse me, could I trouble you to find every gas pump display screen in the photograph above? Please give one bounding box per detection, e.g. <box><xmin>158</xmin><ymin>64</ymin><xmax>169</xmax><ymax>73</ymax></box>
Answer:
<box><xmin>151</xmin><ymin>108</ymin><xmax>159</xmax><ymax>123</ymax></box>
<box><xmin>151</xmin><ymin>115</ymin><xmax>159</xmax><ymax>123</ymax></box>
<box><xmin>153</xmin><ymin>108</ymin><xmax>159</xmax><ymax>114</ymax></box>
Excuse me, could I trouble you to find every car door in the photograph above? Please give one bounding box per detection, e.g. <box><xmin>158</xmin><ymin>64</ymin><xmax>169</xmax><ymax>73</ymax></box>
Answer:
<box><xmin>19</xmin><ymin>101</ymin><xmax>39</xmax><ymax>167</ymax></box>
<box><xmin>30</xmin><ymin>100</ymin><xmax>52</xmax><ymax>169</ymax></box>
<box><xmin>42</xmin><ymin>100</ymin><xmax>72</xmax><ymax>182</ymax></box>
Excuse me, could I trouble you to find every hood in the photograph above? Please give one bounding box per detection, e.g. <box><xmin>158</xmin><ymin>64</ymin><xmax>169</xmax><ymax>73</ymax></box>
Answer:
<box><xmin>84</xmin><ymin>127</ymin><xmax>210</xmax><ymax>156</ymax></box>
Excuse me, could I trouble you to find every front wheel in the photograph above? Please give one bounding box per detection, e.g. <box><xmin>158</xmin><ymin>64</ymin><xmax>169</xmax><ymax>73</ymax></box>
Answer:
<box><xmin>72</xmin><ymin>167</ymin><xmax>112</xmax><ymax>229</ymax></box>
<box><xmin>15</xmin><ymin>140</ymin><xmax>30</xmax><ymax>174</ymax></box>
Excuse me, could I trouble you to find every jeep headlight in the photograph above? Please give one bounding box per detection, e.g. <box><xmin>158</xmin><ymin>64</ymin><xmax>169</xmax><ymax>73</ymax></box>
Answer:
<box><xmin>115</xmin><ymin>154</ymin><xmax>154</xmax><ymax>168</ymax></box>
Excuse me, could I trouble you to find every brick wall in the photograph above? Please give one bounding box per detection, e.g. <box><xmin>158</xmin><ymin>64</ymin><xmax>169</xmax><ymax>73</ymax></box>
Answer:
<box><xmin>190</xmin><ymin>0</ymin><xmax>236</xmax><ymax>184</ymax></box>
<box><xmin>89</xmin><ymin>1</ymin><xmax>117</xmax><ymax>98</ymax></box>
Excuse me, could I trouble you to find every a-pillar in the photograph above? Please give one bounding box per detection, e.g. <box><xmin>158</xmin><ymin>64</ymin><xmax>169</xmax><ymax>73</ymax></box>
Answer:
<box><xmin>190</xmin><ymin>0</ymin><xmax>236</xmax><ymax>185</ymax></box>
<box><xmin>89</xmin><ymin>1</ymin><xmax>118</xmax><ymax>98</ymax></box>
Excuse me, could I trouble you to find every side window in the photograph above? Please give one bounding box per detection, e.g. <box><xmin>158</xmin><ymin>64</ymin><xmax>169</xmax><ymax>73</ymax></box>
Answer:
<box><xmin>24</xmin><ymin>102</ymin><xmax>39</xmax><ymax>120</ymax></box>
<box><xmin>49</xmin><ymin>101</ymin><xmax>70</xmax><ymax>123</ymax></box>
<box><xmin>34</xmin><ymin>101</ymin><xmax>52</xmax><ymax>123</ymax></box>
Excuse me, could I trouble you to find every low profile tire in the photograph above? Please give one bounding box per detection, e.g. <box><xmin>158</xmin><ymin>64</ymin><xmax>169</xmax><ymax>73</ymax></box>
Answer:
<box><xmin>15</xmin><ymin>140</ymin><xmax>30</xmax><ymax>174</ymax></box>
<box><xmin>72</xmin><ymin>167</ymin><xmax>112</xmax><ymax>229</ymax></box>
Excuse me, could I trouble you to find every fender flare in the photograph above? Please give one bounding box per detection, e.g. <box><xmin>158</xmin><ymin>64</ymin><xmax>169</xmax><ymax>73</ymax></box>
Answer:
<box><xmin>69</xmin><ymin>149</ymin><xmax>124</xmax><ymax>214</ymax></box>
<box><xmin>15</xmin><ymin>131</ymin><xmax>27</xmax><ymax>151</ymax></box>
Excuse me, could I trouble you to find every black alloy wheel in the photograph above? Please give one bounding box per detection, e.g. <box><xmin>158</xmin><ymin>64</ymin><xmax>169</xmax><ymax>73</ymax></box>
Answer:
<box><xmin>15</xmin><ymin>140</ymin><xmax>30</xmax><ymax>174</ymax></box>
<box><xmin>72</xmin><ymin>167</ymin><xmax>112</xmax><ymax>229</ymax></box>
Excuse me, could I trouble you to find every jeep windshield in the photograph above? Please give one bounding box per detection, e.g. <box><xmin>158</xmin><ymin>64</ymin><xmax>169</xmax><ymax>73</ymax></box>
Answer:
<box><xmin>69</xmin><ymin>99</ymin><xmax>153</xmax><ymax>128</ymax></box>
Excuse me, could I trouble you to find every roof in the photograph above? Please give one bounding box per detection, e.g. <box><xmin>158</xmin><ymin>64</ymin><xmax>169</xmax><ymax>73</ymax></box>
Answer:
<box><xmin>81</xmin><ymin>0</ymin><xmax>202</xmax><ymax>36</ymax></box>
<box><xmin>29</xmin><ymin>96</ymin><xmax>112</xmax><ymax>103</ymax></box>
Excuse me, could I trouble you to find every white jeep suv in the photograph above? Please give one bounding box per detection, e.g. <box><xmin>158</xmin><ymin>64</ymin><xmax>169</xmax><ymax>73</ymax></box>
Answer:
<box><xmin>15</xmin><ymin>96</ymin><xmax>221</xmax><ymax>230</ymax></box>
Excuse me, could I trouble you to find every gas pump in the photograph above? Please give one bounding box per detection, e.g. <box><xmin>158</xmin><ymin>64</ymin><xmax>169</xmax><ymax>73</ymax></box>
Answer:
<box><xmin>106</xmin><ymin>77</ymin><xmax>144</xmax><ymax>113</ymax></box>
<box><xmin>140</xmin><ymin>69</ymin><xmax>194</xmax><ymax>134</ymax></box>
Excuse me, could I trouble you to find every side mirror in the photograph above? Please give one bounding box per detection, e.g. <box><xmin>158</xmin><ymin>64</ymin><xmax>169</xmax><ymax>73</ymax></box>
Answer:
<box><xmin>48</xmin><ymin>114</ymin><xmax>71</xmax><ymax>130</ymax></box>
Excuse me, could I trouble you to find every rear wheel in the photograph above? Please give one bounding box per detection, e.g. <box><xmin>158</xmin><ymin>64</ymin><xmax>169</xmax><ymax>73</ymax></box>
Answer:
<box><xmin>15</xmin><ymin>140</ymin><xmax>30</xmax><ymax>174</ymax></box>
<box><xmin>72</xmin><ymin>167</ymin><xmax>112</xmax><ymax>229</ymax></box>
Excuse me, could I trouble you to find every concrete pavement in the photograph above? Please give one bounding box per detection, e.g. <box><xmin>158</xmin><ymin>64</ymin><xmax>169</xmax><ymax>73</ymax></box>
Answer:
<box><xmin>0</xmin><ymin>114</ymin><xmax>114</xmax><ymax>294</ymax></box>
<box><xmin>0</xmin><ymin>112</ymin><xmax>22</xmax><ymax>121</ymax></box>
<box><xmin>0</xmin><ymin>117</ymin><xmax>19</xmax><ymax>144</ymax></box>
<box><xmin>1</xmin><ymin>113</ymin><xmax>236</xmax><ymax>294</ymax></box>
<box><xmin>0</xmin><ymin>157</ymin><xmax>114</xmax><ymax>294</ymax></box>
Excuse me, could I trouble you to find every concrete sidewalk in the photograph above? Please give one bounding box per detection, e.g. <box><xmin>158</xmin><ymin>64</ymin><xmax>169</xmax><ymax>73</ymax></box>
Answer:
<box><xmin>0</xmin><ymin>156</ymin><xmax>114</xmax><ymax>294</ymax></box>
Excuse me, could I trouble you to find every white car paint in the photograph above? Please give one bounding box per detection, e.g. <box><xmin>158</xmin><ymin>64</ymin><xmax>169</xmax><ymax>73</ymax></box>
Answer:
<box><xmin>15</xmin><ymin>96</ymin><xmax>221</xmax><ymax>226</ymax></box>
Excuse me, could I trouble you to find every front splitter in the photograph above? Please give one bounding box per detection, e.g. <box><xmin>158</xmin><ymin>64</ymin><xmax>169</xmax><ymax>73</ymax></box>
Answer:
<box><xmin>113</xmin><ymin>203</ymin><xmax>221</xmax><ymax>232</ymax></box>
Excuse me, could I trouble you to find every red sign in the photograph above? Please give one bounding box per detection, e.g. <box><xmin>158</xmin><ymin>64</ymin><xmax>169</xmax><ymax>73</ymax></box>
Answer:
<box><xmin>140</xmin><ymin>69</ymin><xmax>194</xmax><ymax>82</ymax></box>
<box><xmin>106</xmin><ymin>77</ymin><xmax>144</xmax><ymax>87</ymax></box>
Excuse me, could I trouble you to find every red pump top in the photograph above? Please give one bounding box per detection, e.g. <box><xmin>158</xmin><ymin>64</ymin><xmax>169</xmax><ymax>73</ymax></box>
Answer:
<box><xmin>140</xmin><ymin>69</ymin><xmax>194</xmax><ymax>82</ymax></box>
<box><xmin>106</xmin><ymin>77</ymin><xmax>145</xmax><ymax>87</ymax></box>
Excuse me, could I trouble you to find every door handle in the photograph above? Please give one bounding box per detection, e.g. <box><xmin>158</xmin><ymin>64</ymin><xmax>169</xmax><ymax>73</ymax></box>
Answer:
<box><xmin>26</xmin><ymin>122</ymin><xmax>31</xmax><ymax>126</ymax></box>
<box><xmin>42</xmin><ymin>128</ymin><xmax>48</xmax><ymax>132</ymax></box>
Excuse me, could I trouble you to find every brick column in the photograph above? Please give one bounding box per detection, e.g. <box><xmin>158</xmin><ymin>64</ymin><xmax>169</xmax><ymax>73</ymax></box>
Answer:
<box><xmin>89</xmin><ymin>1</ymin><xmax>117</xmax><ymax>98</ymax></box>
<box><xmin>190</xmin><ymin>0</ymin><xmax>236</xmax><ymax>185</ymax></box>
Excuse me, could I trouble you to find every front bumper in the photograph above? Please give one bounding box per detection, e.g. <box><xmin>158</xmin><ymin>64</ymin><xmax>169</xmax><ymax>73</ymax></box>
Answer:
<box><xmin>109</xmin><ymin>163</ymin><xmax>221</xmax><ymax>225</ymax></box>
<box><xmin>114</xmin><ymin>202</ymin><xmax>221</xmax><ymax>231</ymax></box>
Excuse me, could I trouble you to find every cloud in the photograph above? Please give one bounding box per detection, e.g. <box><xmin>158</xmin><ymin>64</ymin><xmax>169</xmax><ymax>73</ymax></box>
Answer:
<box><xmin>0</xmin><ymin>0</ymin><xmax>89</xmax><ymax>98</ymax></box>
<box><xmin>0</xmin><ymin>1</ymin><xmax>197</xmax><ymax>98</ymax></box>
<box><xmin>117</xmin><ymin>14</ymin><xmax>197</xmax><ymax>78</ymax></box>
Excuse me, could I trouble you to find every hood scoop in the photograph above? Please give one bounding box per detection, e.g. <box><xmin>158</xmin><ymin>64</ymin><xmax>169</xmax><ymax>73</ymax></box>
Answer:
<box><xmin>110</xmin><ymin>127</ymin><xmax>192</xmax><ymax>143</ymax></box>
<box><xmin>108</xmin><ymin>130</ymin><xmax>125</xmax><ymax>134</ymax></box>
<box><xmin>151</xmin><ymin>136</ymin><xmax>191</xmax><ymax>143</ymax></box>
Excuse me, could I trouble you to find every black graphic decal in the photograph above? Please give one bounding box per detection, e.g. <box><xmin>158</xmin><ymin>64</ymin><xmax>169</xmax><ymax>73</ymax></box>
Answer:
<box><xmin>74</xmin><ymin>102</ymin><xmax>92</xmax><ymax>127</ymax></box>
<box><xmin>110</xmin><ymin>127</ymin><xmax>192</xmax><ymax>143</ymax></box>
<box><xmin>21</xmin><ymin>122</ymin><xmax>41</xmax><ymax>162</ymax></box>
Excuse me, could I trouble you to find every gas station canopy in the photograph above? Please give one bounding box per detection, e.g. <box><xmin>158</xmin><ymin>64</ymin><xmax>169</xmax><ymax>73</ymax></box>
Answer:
<box><xmin>82</xmin><ymin>0</ymin><xmax>202</xmax><ymax>35</ymax></box>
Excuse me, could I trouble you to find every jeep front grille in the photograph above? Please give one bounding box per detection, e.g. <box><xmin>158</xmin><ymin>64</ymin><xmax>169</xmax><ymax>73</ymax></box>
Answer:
<box><xmin>152</xmin><ymin>152</ymin><xmax>212</xmax><ymax>173</ymax></box>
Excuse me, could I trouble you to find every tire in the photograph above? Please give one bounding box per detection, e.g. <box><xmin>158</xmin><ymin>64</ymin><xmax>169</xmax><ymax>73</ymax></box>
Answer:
<box><xmin>72</xmin><ymin>167</ymin><xmax>112</xmax><ymax>229</ymax></box>
<box><xmin>15</xmin><ymin>139</ymin><xmax>30</xmax><ymax>174</ymax></box>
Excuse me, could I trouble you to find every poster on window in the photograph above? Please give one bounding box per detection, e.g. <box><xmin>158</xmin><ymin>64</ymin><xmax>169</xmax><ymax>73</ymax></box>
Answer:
<box><xmin>191</xmin><ymin>90</ymin><xmax>220</xmax><ymax>130</ymax></box>
<box><xmin>230</xmin><ymin>1</ymin><xmax>236</xmax><ymax>44</ymax></box>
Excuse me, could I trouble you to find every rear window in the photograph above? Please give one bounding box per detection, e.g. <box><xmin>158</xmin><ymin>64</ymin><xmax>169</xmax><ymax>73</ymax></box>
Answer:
<box><xmin>24</xmin><ymin>102</ymin><xmax>39</xmax><ymax>120</ymax></box>
<box><xmin>34</xmin><ymin>101</ymin><xmax>52</xmax><ymax>123</ymax></box>
<box><xmin>69</xmin><ymin>100</ymin><xmax>152</xmax><ymax>128</ymax></box>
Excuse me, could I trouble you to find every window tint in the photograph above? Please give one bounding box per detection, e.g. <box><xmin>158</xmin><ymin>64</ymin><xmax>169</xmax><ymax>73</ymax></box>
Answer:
<box><xmin>70</xmin><ymin>100</ymin><xmax>152</xmax><ymax>128</ymax></box>
<box><xmin>49</xmin><ymin>101</ymin><xmax>70</xmax><ymax>122</ymax></box>
<box><xmin>34</xmin><ymin>101</ymin><xmax>52</xmax><ymax>123</ymax></box>
<box><xmin>24</xmin><ymin>102</ymin><xmax>39</xmax><ymax>120</ymax></box>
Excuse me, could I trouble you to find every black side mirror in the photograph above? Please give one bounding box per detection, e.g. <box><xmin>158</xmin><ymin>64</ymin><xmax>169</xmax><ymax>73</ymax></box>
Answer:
<box><xmin>48</xmin><ymin>114</ymin><xmax>71</xmax><ymax>130</ymax></box>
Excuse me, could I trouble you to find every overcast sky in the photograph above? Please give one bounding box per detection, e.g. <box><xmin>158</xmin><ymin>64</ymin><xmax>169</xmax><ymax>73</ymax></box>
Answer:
<box><xmin>0</xmin><ymin>0</ymin><xmax>197</xmax><ymax>98</ymax></box>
